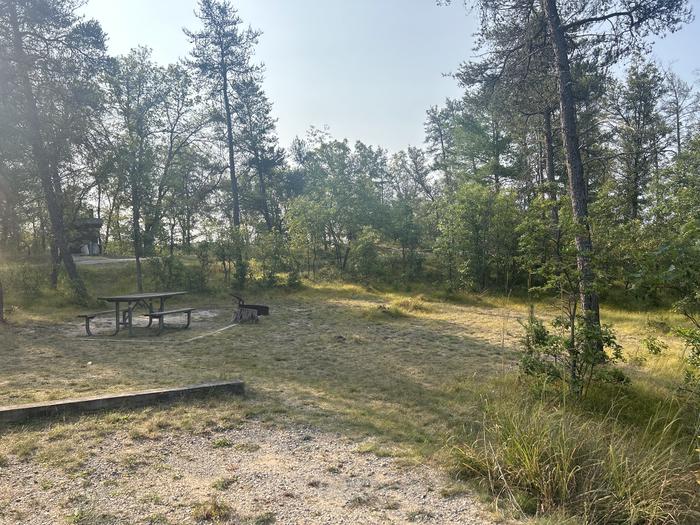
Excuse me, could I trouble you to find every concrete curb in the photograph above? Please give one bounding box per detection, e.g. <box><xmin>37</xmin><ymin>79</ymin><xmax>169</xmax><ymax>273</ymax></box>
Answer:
<box><xmin>0</xmin><ymin>380</ymin><xmax>245</xmax><ymax>426</ymax></box>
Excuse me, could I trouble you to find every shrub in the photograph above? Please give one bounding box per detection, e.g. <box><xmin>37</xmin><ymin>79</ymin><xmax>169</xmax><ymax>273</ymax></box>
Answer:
<box><xmin>254</xmin><ymin>231</ymin><xmax>290</xmax><ymax>287</ymax></box>
<box><xmin>673</xmin><ymin>294</ymin><xmax>700</xmax><ymax>398</ymax></box>
<box><xmin>349</xmin><ymin>227</ymin><xmax>382</xmax><ymax>279</ymax></box>
<box><xmin>3</xmin><ymin>263</ymin><xmax>47</xmax><ymax>299</ymax></box>
<box><xmin>146</xmin><ymin>256</ymin><xmax>207</xmax><ymax>292</ymax></box>
<box><xmin>213</xmin><ymin>228</ymin><xmax>250</xmax><ymax>289</ymax></box>
<box><xmin>676</xmin><ymin>326</ymin><xmax>700</xmax><ymax>397</ymax></box>
<box><xmin>519</xmin><ymin>309</ymin><xmax>623</xmax><ymax>397</ymax></box>
<box><xmin>286</xmin><ymin>267</ymin><xmax>302</xmax><ymax>289</ymax></box>
<box><xmin>642</xmin><ymin>333</ymin><xmax>668</xmax><ymax>356</ymax></box>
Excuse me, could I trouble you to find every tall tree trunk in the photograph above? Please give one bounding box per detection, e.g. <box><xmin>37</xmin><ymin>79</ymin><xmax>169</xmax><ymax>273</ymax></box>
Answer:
<box><xmin>492</xmin><ymin>118</ymin><xmax>500</xmax><ymax>192</ymax></box>
<box><xmin>50</xmin><ymin>242</ymin><xmax>60</xmax><ymax>289</ymax></box>
<box><xmin>104</xmin><ymin>195</ymin><xmax>119</xmax><ymax>251</ymax></box>
<box><xmin>544</xmin><ymin>0</ymin><xmax>602</xmax><ymax>357</ymax></box>
<box><xmin>9</xmin><ymin>3</ymin><xmax>87</xmax><ymax>301</ymax></box>
<box><xmin>438</xmin><ymin>126</ymin><xmax>451</xmax><ymax>187</ymax></box>
<box><xmin>543</xmin><ymin>108</ymin><xmax>560</xmax><ymax>228</ymax></box>
<box><xmin>222</xmin><ymin>76</ymin><xmax>241</xmax><ymax>228</ymax></box>
<box><xmin>169</xmin><ymin>220</ymin><xmax>175</xmax><ymax>256</ymax></box>
<box><xmin>254</xmin><ymin>152</ymin><xmax>273</xmax><ymax>231</ymax></box>
<box><xmin>221</xmin><ymin>69</ymin><xmax>244</xmax><ymax>286</ymax></box>
<box><xmin>0</xmin><ymin>277</ymin><xmax>4</xmax><ymax>323</ymax></box>
<box><xmin>675</xmin><ymin>108</ymin><xmax>682</xmax><ymax>156</ymax></box>
<box><xmin>131</xmin><ymin>182</ymin><xmax>144</xmax><ymax>292</ymax></box>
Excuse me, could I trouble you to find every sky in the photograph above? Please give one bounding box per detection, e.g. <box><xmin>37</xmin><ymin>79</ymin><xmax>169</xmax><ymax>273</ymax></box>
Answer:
<box><xmin>80</xmin><ymin>0</ymin><xmax>700</xmax><ymax>153</ymax></box>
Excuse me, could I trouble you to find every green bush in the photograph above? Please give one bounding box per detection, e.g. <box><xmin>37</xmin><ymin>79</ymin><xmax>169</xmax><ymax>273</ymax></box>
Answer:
<box><xmin>642</xmin><ymin>333</ymin><xmax>669</xmax><ymax>356</ymax></box>
<box><xmin>286</xmin><ymin>267</ymin><xmax>302</xmax><ymax>289</ymax></box>
<box><xmin>349</xmin><ymin>227</ymin><xmax>382</xmax><ymax>279</ymax></box>
<box><xmin>2</xmin><ymin>263</ymin><xmax>47</xmax><ymax>299</ymax></box>
<box><xmin>254</xmin><ymin>231</ymin><xmax>290</xmax><ymax>287</ymax></box>
<box><xmin>145</xmin><ymin>256</ymin><xmax>207</xmax><ymax>292</ymax></box>
<box><xmin>519</xmin><ymin>310</ymin><xmax>623</xmax><ymax>397</ymax></box>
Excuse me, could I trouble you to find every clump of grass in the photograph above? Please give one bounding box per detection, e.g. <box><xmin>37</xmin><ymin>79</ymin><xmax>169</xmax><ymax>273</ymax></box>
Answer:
<box><xmin>0</xmin><ymin>454</ymin><xmax>7</xmax><ymax>468</ymax></box>
<box><xmin>67</xmin><ymin>507</ymin><xmax>117</xmax><ymax>525</ymax></box>
<box><xmin>390</xmin><ymin>296</ymin><xmax>431</xmax><ymax>313</ymax></box>
<box><xmin>234</xmin><ymin>442</ymin><xmax>260</xmax><ymax>452</ymax></box>
<box><xmin>364</xmin><ymin>295</ymin><xmax>432</xmax><ymax>320</ymax></box>
<box><xmin>253</xmin><ymin>511</ymin><xmax>276</xmax><ymax>525</ymax></box>
<box><xmin>212</xmin><ymin>476</ymin><xmax>237</xmax><ymax>490</ymax></box>
<box><xmin>144</xmin><ymin>514</ymin><xmax>169</xmax><ymax>525</ymax></box>
<box><xmin>191</xmin><ymin>498</ymin><xmax>232</xmax><ymax>523</ymax></box>
<box><xmin>10</xmin><ymin>438</ymin><xmax>38</xmax><ymax>459</ymax></box>
<box><xmin>346</xmin><ymin>493</ymin><xmax>378</xmax><ymax>509</ymax></box>
<box><xmin>383</xmin><ymin>498</ymin><xmax>400</xmax><ymax>510</ymax></box>
<box><xmin>36</xmin><ymin>442</ymin><xmax>86</xmax><ymax>473</ymax></box>
<box><xmin>119</xmin><ymin>452</ymin><xmax>148</xmax><ymax>471</ymax></box>
<box><xmin>406</xmin><ymin>509</ymin><xmax>434</xmax><ymax>522</ymax></box>
<box><xmin>212</xmin><ymin>437</ymin><xmax>232</xmax><ymax>449</ymax></box>
<box><xmin>139</xmin><ymin>492</ymin><xmax>163</xmax><ymax>505</ymax></box>
<box><xmin>453</xmin><ymin>387</ymin><xmax>699</xmax><ymax>523</ymax></box>
<box><xmin>355</xmin><ymin>441</ymin><xmax>396</xmax><ymax>457</ymax></box>
<box><xmin>439</xmin><ymin>483</ymin><xmax>469</xmax><ymax>499</ymax></box>
<box><xmin>366</xmin><ymin>304</ymin><xmax>406</xmax><ymax>319</ymax></box>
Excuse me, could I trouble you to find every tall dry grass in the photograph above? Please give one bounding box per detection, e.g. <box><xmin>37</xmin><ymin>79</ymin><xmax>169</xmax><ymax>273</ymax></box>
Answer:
<box><xmin>454</xmin><ymin>384</ymin><xmax>699</xmax><ymax>523</ymax></box>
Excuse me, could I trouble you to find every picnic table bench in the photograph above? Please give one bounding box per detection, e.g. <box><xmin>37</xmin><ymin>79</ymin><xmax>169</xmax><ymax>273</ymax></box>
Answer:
<box><xmin>145</xmin><ymin>307</ymin><xmax>194</xmax><ymax>334</ymax></box>
<box><xmin>79</xmin><ymin>291</ymin><xmax>194</xmax><ymax>336</ymax></box>
<box><xmin>78</xmin><ymin>309</ymin><xmax>128</xmax><ymax>337</ymax></box>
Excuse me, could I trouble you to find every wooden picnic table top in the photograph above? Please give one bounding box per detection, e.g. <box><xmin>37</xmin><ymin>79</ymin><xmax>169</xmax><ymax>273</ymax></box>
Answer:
<box><xmin>97</xmin><ymin>291</ymin><xmax>188</xmax><ymax>302</ymax></box>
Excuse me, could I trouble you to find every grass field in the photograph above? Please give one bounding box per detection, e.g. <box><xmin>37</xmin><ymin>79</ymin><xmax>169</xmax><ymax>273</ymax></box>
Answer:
<box><xmin>0</xmin><ymin>261</ymin><xmax>698</xmax><ymax>523</ymax></box>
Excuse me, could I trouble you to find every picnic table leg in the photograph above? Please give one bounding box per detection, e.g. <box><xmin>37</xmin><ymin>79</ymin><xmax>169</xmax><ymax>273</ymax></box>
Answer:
<box><xmin>84</xmin><ymin>317</ymin><xmax>94</xmax><ymax>337</ymax></box>
<box><xmin>128</xmin><ymin>301</ymin><xmax>134</xmax><ymax>337</ymax></box>
<box><xmin>111</xmin><ymin>301</ymin><xmax>120</xmax><ymax>336</ymax></box>
<box><xmin>154</xmin><ymin>297</ymin><xmax>166</xmax><ymax>334</ymax></box>
<box><xmin>145</xmin><ymin>299</ymin><xmax>155</xmax><ymax>328</ymax></box>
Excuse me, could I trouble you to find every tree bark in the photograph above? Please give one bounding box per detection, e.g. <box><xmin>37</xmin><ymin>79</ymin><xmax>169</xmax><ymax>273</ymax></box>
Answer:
<box><xmin>543</xmin><ymin>0</ymin><xmax>602</xmax><ymax>350</ymax></box>
<box><xmin>131</xmin><ymin>182</ymin><xmax>144</xmax><ymax>292</ymax></box>
<box><xmin>222</xmin><ymin>74</ymin><xmax>241</xmax><ymax>228</ymax></box>
<box><xmin>674</xmin><ymin>107</ymin><xmax>681</xmax><ymax>156</ymax></box>
<box><xmin>543</xmin><ymin>108</ymin><xmax>560</xmax><ymax>228</ymax></box>
<box><xmin>9</xmin><ymin>3</ymin><xmax>87</xmax><ymax>301</ymax></box>
<box><xmin>254</xmin><ymin>152</ymin><xmax>273</xmax><ymax>231</ymax></box>
<box><xmin>50</xmin><ymin>242</ymin><xmax>60</xmax><ymax>289</ymax></box>
<box><xmin>0</xmin><ymin>278</ymin><xmax>5</xmax><ymax>323</ymax></box>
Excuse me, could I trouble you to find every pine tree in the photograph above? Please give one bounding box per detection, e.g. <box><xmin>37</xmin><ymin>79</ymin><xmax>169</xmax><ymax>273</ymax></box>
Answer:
<box><xmin>185</xmin><ymin>0</ymin><xmax>261</xmax><ymax>228</ymax></box>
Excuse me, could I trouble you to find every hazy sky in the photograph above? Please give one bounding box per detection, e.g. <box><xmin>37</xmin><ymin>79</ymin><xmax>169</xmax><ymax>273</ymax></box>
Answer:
<box><xmin>80</xmin><ymin>0</ymin><xmax>700</xmax><ymax>152</ymax></box>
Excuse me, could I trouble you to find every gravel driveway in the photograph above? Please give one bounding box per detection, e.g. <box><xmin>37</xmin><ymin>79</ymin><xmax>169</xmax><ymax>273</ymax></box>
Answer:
<box><xmin>0</xmin><ymin>421</ymin><xmax>498</xmax><ymax>525</ymax></box>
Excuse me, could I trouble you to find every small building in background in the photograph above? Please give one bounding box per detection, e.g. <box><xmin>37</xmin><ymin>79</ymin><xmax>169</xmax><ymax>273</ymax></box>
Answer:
<box><xmin>70</xmin><ymin>212</ymin><xmax>103</xmax><ymax>256</ymax></box>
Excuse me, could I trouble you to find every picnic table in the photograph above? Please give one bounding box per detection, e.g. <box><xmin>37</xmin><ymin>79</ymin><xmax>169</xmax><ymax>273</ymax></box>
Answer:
<box><xmin>93</xmin><ymin>291</ymin><xmax>190</xmax><ymax>336</ymax></box>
